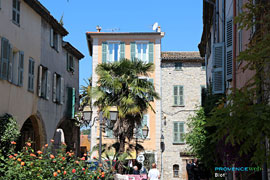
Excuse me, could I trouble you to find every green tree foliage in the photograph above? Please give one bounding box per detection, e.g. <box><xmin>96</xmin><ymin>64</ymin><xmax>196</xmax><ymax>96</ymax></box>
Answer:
<box><xmin>80</xmin><ymin>77</ymin><xmax>92</xmax><ymax>109</ymax></box>
<box><xmin>93</xmin><ymin>59</ymin><xmax>159</xmax><ymax>153</ymax></box>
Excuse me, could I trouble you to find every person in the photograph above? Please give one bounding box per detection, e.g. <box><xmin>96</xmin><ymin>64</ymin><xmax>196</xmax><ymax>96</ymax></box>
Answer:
<box><xmin>192</xmin><ymin>158</ymin><xmax>200</xmax><ymax>180</ymax></box>
<box><xmin>133</xmin><ymin>165</ymin><xmax>140</xmax><ymax>175</ymax></box>
<box><xmin>148</xmin><ymin>163</ymin><xmax>160</xmax><ymax>180</ymax></box>
<box><xmin>186</xmin><ymin>160</ymin><xmax>194</xmax><ymax>180</ymax></box>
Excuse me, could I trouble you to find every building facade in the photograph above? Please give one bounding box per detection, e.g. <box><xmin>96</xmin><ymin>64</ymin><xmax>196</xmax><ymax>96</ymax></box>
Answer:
<box><xmin>0</xmin><ymin>0</ymin><xmax>83</xmax><ymax>152</ymax></box>
<box><xmin>160</xmin><ymin>52</ymin><xmax>206</xmax><ymax>180</ymax></box>
<box><xmin>86</xmin><ymin>30</ymin><xmax>164</xmax><ymax>169</ymax></box>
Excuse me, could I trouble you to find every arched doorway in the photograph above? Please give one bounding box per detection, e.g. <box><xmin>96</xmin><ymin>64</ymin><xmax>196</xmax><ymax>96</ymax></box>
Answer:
<box><xmin>18</xmin><ymin>116</ymin><xmax>46</xmax><ymax>151</ymax></box>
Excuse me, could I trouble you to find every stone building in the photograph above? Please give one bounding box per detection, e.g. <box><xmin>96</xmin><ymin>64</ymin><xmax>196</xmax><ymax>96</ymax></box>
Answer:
<box><xmin>86</xmin><ymin>29</ymin><xmax>164</xmax><ymax>169</ymax></box>
<box><xmin>160</xmin><ymin>52</ymin><xmax>206</xmax><ymax>180</ymax></box>
<box><xmin>0</xmin><ymin>0</ymin><xmax>83</xmax><ymax>153</ymax></box>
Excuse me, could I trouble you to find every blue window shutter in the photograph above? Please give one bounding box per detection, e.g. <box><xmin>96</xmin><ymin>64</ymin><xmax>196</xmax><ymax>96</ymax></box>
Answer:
<box><xmin>102</xmin><ymin>42</ymin><xmax>107</xmax><ymax>63</ymax></box>
<box><xmin>179</xmin><ymin>86</ymin><xmax>184</xmax><ymax>105</ymax></box>
<box><xmin>148</xmin><ymin>42</ymin><xmax>154</xmax><ymax>63</ymax></box>
<box><xmin>1</xmin><ymin>38</ymin><xmax>9</xmax><ymax>80</ymax></box>
<box><xmin>225</xmin><ymin>18</ymin><xmax>233</xmax><ymax>81</ymax></box>
<box><xmin>120</xmin><ymin>42</ymin><xmax>125</xmax><ymax>60</ymax></box>
<box><xmin>46</xmin><ymin>70</ymin><xmax>51</xmax><ymax>100</ymax></box>
<box><xmin>18</xmin><ymin>51</ymin><xmax>24</xmax><ymax>86</ymax></box>
<box><xmin>173</xmin><ymin>122</ymin><xmax>179</xmax><ymax>143</ymax></box>
<box><xmin>130</xmin><ymin>42</ymin><xmax>135</xmax><ymax>61</ymax></box>
<box><xmin>71</xmin><ymin>87</ymin><xmax>75</xmax><ymax>118</ymax></box>
<box><xmin>60</xmin><ymin>77</ymin><xmax>65</xmax><ymax>104</ymax></box>
<box><xmin>179</xmin><ymin>122</ymin><xmax>184</xmax><ymax>143</ymax></box>
<box><xmin>66</xmin><ymin>53</ymin><xmax>69</xmax><ymax>71</ymax></box>
<box><xmin>8</xmin><ymin>44</ymin><xmax>13</xmax><ymax>82</ymax></box>
<box><xmin>212</xmin><ymin>43</ymin><xmax>225</xmax><ymax>94</ymax></box>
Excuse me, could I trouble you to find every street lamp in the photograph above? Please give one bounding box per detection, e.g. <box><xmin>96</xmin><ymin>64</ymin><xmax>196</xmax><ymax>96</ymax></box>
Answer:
<box><xmin>80</xmin><ymin>106</ymin><xmax>119</xmax><ymax>164</ymax></box>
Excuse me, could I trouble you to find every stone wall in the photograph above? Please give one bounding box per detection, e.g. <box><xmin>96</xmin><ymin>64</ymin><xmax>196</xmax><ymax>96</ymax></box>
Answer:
<box><xmin>161</xmin><ymin>60</ymin><xmax>205</xmax><ymax>180</ymax></box>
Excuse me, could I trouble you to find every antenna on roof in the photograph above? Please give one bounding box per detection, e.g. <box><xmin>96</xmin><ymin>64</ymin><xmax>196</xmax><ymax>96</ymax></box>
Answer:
<box><xmin>152</xmin><ymin>22</ymin><xmax>158</xmax><ymax>31</ymax></box>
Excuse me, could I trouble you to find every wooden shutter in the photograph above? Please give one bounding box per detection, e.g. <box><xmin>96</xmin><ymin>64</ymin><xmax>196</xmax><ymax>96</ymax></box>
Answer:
<box><xmin>213</xmin><ymin>43</ymin><xmax>225</xmax><ymax>94</ymax></box>
<box><xmin>179</xmin><ymin>86</ymin><xmax>184</xmax><ymax>105</ymax></box>
<box><xmin>148</xmin><ymin>78</ymin><xmax>154</xmax><ymax>101</ymax></box>
<box><xmin>8</xmin><ymin>44</ymin><xmax>13</xmax><ymax>82</ymax></box>
<box><xmin>179</xmin><ymin>122</ymin><xmax>184</xmax><ymax>143</ymax></box>
<box><xmin>148</xmin><ymin>42</ymin><xmax>154</xmax><ymax>63</ymax></box>
<box><xmin>102</xmin><ymin>42</ymin><xmax>107</xmax><ymax>63</ymax></box>
<box><xmin>120</xmin><ymin>42</ymin><xmax>125</xmax><ymax>60</ymax></box>
<box><xmin>28</xmin><ymin>59</ymin><xmax>35</xmax><ymax>91</ymax></box>
<box><xmin>18</xmin><ymin>51</ymin><xmax>24</xmax><ymax>86</ymax></box>
<box><xmin>60</xmin><ymin>77</ymin><xmax>64</xmax><ymax>104</ymax></box>
<box><xmin>225</xmin><ymin>18</ymin><xmax>233</xmax><ymax>81</ymax></box>
<box><xmin>46</xmin><ymin>70</ymin><xmax>51</xmax><ymax>100</ymax></box>
<box><xmin>173</xmin><ymin>122</ymin><xmax>179</xmax><ymax>143</ymax></box>
<box><xmin>1</xmin><ymin>38</ymin><xmax>9</xmax><ymax>80</ymax></box>
<box><xmin>50</xmin><ymin>28</ymin><xmax>54</xmax><ymax>47</ymax></box>
<box><xmin>38</xmin><ymin>65</ymin><xmax>42</xmax><ymax>96</ymax></box>
<box><xmin>67</xmin><ymin>87</ymin><xmax>75</xmax><ymax>118</ymax></box>
<box><xmin>130</xmin><ymin>42</ymin><xmax>135</xmax><ymax>61</ymax></box>
<box><xmin>66</xmin><ymin>53</ymin><xmax>69</xmax><ymax>71</ymax></box>
<box><xmin>53</xmin><ymin>73</ymin><xmax>57</xmax><ymax>102</ymax></box>
<box><xmin>71</xmin><ymin>88</ymin><xmax>75</xmax><ymax>118</ymax></box>
<box><xmin>173</xmin><ymin>85</ymin><xmax>178</xmax><ymax>105</ymax></box>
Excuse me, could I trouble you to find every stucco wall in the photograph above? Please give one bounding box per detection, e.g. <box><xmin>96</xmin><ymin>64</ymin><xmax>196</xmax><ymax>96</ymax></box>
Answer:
<box><xmin>161</xmin><ymin>61</ymin><xmax>206</xmax><ymax>180</ymax></box>
<box><xmin>0</xmin><ymin>0</ymin><xmax>41</xmax><ymax>128</ymax></box>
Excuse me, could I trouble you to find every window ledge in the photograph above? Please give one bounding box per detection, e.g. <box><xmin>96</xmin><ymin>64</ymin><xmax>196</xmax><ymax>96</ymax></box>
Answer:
<box><xmin>174</xmin><ymin>69</ymin><xmax>183</xmax><ymax>71</ymax></box>
<box><xmin>12</xmin><ymin>20</ymin><xmax>20</xmax><ymax>27</ymax></box>
<box><xmin>172</xmin><ymin>105</ymin><xmax>185</xmax><ymax>107</ymax></box>
<box><xmin>28</xmin><ymin>89</ymin><xmax>34</xmax><ymax>93</ymax></box>
<box><xmin>173</xmin><ymin>143</ymin><xmax>185</xmax><ymax>145</ymax></box>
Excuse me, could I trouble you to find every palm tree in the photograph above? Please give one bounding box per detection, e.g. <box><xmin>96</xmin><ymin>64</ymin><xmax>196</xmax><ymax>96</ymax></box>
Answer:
<box><xmin>80</xmin><ymin>77</ymin><xmax>92</xmax><ymax>109</ymax></box>
<box><xmin>93</xmin><ymin>59</ymin><xmax>159</xmax><ymax>153</ymax></box>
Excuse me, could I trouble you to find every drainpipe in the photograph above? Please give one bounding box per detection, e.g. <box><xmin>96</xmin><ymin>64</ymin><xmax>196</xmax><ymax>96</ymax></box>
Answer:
<box><xmin>160</xmin><ymin>50</ymin><xmax>164</xmax><ymax>180</ymax></box>
<box><xmin>233</xmin><ymin>0</ymin><xmax>237</xmax><ymax>91</ymax></box>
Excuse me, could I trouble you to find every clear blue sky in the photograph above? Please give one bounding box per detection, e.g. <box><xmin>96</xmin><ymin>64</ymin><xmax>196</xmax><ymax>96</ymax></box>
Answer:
<box><xmin>39</xmin><ymin>0</ymin><xmax>203</xmax><ymax>87</ymax></box>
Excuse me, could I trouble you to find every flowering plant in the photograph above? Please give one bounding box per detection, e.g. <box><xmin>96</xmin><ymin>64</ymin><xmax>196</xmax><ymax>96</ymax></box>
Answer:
<box><xmin>0</xmin><ymin>141</ymin><xmax>115</xmax><ymax>180</ymax></box>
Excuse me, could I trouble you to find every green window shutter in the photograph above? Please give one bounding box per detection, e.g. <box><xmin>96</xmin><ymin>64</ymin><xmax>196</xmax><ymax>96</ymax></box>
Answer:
<box><xmin>130</xmin><ymin>42</ymin><xmax>135</xmax><ymax>61</ymax></box>
<box><xmin>1</xmin><ymin>38</ymin><xmax>10</xmax><ymax>80</ymax></box>
<box><xmin>173</xmin><ymin>122</ymin><xmax>179</xmax><ymax>143</ymax></box>
<box><xmin>120</xmin><ymin>42</ymin><xmax>125</xmax><ymax>60</ymax></box>
<box><xmin>8</xmin><ymin>44</ymin><xmax>13</xmax><ymax>82</ymax></box>
<box><xmin>148</xmin><ymin>42</ymin><xmax>154</xmax><ymax>63</ymax></box>
<box><xmin>18</xmin><ymin>51</ymin><xmax>24</xmax><ymax>86</ymax></box>
<box><xmin>179</xmin><ymin>122</ymin><xmax>184</xmax><ymax>143</ymax></box>
<box><xmin>225</xmin><ymin>18</ymin><xmax>233</xmax><ymax>81</ymax></box>
<box><xmin>28</xmin><ymin>58</ymin><xmax>34</xmax><ymax>91</ymax></box>
<box><xmin>148</xmin><ymin>78</ymin><xmax>154</xmax><ymax>101</ymax></box>
<box><xmin>102</xmin><ymin>42</ymin><xmax>107</xmax><ymax>63</ymax></box>
<box><xmin>179</xmin><ymin>86</ymin><xmax>184</xmax><ymax>105</ymax></box>
<box><xmin>67</xmin><ymin>87</ymin><xmax>75</xmax><ymax>118</ymax></box>
<box><xmin>173</xmin><ymin>86</ymin><xmax>178</xmax><ymax>105</ymax></box>
<box><xmin>212</xmin><ymin>43</ymin><xmax>224</xmax><ymax>94</ymax></box>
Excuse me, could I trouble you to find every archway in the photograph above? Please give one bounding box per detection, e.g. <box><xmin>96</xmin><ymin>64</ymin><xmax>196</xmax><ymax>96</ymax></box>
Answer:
<box><xmin>18</xmin><ymin>115</ymin><xmax>46</xmax><ymax>151</ymax></box>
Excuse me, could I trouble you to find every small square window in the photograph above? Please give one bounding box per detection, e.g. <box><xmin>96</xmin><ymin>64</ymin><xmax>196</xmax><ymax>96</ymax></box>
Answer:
<box><xmin>175</xmin><ymin>62</ymin><xmax>182</xmax><ymax>70</ymax></box>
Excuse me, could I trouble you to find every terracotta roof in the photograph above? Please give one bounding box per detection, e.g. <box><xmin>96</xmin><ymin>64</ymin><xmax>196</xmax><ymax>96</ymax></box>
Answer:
<box><xmin>161</xmin><ymin>51</ymin><xmax>204</xmax><ymax>62</ymax></box>
<box><xmin>24</xmin><ymin>0</ymin><xmax>68</xmax><ymax>36</ymax></box>
<box><xmin>63</xmin><ymin>41</ymin><xmax>84</xmax><ymax>60</ymax></box>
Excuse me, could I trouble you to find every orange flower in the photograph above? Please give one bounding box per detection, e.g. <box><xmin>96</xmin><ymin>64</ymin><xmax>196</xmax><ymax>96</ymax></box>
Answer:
<box><xmin>62</xmin><ymin>157</ymin><xmax>66</xmax><ymax>161</ymax></box>
<box><xmin>81</xmin><ymin>157</ymin><xmax>85</xmax><ymax>161</ymax></box>
<box><xmin>11</xmin><ymin>141</ymin><xmax>16</xmax><ymax>145</ymax></box>
<box><xmin>21</xmin><ymin>162</ymin><xmax>25</xmax><ymax>166</ymax></box>
<box><xmin>39</xmin><ymin>157</ymin><xmax>42</xmax><ymax>160</ymax></box>
<box><xmin>57</xmin><ymin>170</ymin><xmax>61</xmax><ymax>173</ymax></box>
<box><xmin>30</xmin><ymin>153</ymin><xmax>36</xmax><ymax>157</ymax></box>
<box><xmin>50</xmin><ymin>139</ymin><xmax>54</xmax><ymax>143</ymax></box>
<box><xmin>53</xmin><ymin>172</ymin><xmax>57</xmax><ymax>177</ymax></box>
<box><xmin>72</xmin><ymin>169</ymin><xmax>76</xmax><ymax>173</ymax></box>
<box><xmin>101</xmin><ymin>174</ymin><xmax>105</xmax><ymax>177</ymax></box>
<box><xmin>50</xmin><ymin>154</ymin><xmax>55</xmax><ymax>159</ymax></box>
<box><xmin>75</xmin><ymin>161</ymin><xmax>79</xmax><ymax>164</ymax></box>
<box><xmin>13</xmin><ymin>157</ymin><xmax>16</xmax><ymax>160</ymax></box>
<box><xmin>9</xmin><ymin>155</ymin><xmax>14</xmax><ymax>159</ymax></box>
<box><xmin>37</xmin><ymin>150</ymin><xmax>42</xmax><ymax>155</ymax></box>
<box><xmin>14</xmin><ymin>154</ymin><xmax>18</xmax><ymax>157</ymax></box>
<box><xmin>63</xmin><ymin>171</ymin><xmax>67</xmax><ymax>175</ymax></box>
<box><xmin>17</xmin><ymin>158</ymin><xmax>22</xmax><ymax>162</ymax></box>
<box><xmin>102</xmin><ymin>172</ymin><xmax>105</xmax><ymax>175</ymax></box>
<box><xmin>45</xmin><ymin>144</ymin><xmax>48</xmax><ymax>147</ymax></box>
<box><xmin>26</xmin><ymin>142</ymin><xmax>31</xmax><ymax>147</ymax></box>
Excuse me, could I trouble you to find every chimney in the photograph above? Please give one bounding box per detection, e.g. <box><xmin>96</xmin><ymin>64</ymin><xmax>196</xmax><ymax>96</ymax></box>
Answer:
<box><xmin>96</xmin><ymin>25</ymin><xmax>102</xmax><ymax>32</ymax></box>
<box><xmin>157</xmin><ymin>26</ymin><xmax>161</xmax><ymax>32</ymax></box>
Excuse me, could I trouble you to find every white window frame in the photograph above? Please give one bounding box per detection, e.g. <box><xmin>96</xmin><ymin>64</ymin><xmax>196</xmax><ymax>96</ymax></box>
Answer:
<box><xmin>12</xmin><ymin>0</ymin><xmax>20</xmax><ymax>25</ymax></box>
<box><xmin>135</xmin><ymin>41</ymin><xmax>149</xmax><ymax>63</ymax></box>
<box><xmin>107</xmin><ymin>41</ymin><xmax>120</xmax><ymax>63</ymax></box>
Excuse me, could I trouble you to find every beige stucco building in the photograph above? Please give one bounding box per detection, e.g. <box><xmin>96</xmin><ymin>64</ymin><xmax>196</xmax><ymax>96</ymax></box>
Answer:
<box><xmin>0</xmin><ymin>0</ymin><xmax>83</xmax><ymax>152</ymax></box>
<box><xmin>86</xmin><ymin>30</ymin><xmax>164</xmax><ymax>169</ymax></box>
<box><xmin>160</xmin><ymin>52</ymin><xmax>206</xmax><ymax>180</ymax></box>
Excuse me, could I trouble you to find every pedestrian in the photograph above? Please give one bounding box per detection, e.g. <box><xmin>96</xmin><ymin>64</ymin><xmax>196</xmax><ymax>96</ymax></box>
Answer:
<box><xmin>186</xmin><ymin>160</ymin><xmax>194</xmax><ymax>180</ymax></box>
<box><xmin>133</xmin><ymin>165</ymin><xmax>140</xmax><ymax>175</ymax></box>
<box><xmin>192</xmin><ymin>158</ymin><xmax>200</xmax><ymax>180</ymax></box>
<box><xmin>148</xmin><ymin>163</ymin><xmax>160</xmax><ymax>180</ymax></box>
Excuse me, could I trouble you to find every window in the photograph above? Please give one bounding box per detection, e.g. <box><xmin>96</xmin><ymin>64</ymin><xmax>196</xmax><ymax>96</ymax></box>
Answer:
<box><xmin>131</xmin><ymin>42</ymin><xmax>153</xmax><ymax>63</ymax></box>
<box><xmin>175</xmin><ymin>62</ymin><xmax>182</xmax><ymax>70</ymax></box>
<box><xmin>135</xmin><ymin>114</ymin><xmax>149</xmax><ymax>139</ymax></box>
<box><xmin>67</xmin><ymin>53</ymin><xmax>74</xmax><ymax>72</ymax></box>
<box><xmin>38</xmin><ymin>65</ymin><xmax>50</xmax><ymax>100</ymax></box>
<box><xmin>50</xmin><ymin>28</ymin><xmax>59</xmax><ymax>51</ymax></box>
<box><xmin>102</xmin><ymin>42</ymin><xmax>125</xmax><ymax>63</ymax></box>
<box><xmin>173</xmin><ymin>164</ymin><xmax>179</xmax><ymax>177</ymax></box>
<box><xmin>1</xmin><ymin>38</ymin><xmax>12</xmax><ymax>80</ymax></box>
<box><xmin>106</xmin><ymin>128</ymin><xmax>114</xmax><ymax>138</ymax></box>
<box><xmin>12</xmin><ymin>0</ymin><xmax>20</xmax><ymax>25</ymax></box>
<box><xmin>53</xmin><ymin>73</ymin><xmax>64</xmax><ymax>104</ymax></box>
<box><xmin>173</xmin><ymin>85</ymin><xmax>184</xmax><ymax>106</ymax></box>
<box><xmin>28</xmin><ymin>58</ymin><xmax>34</xmax><ymax>92</ymax></box>
<box><xmin>173</xmin><ymin>122</ymin><xmax>184</xmax><ymax>143</ymax></box>
<box><xmin>201</xmin><ymin>62</ymin><xmax>206</xmax><ymax>70</ymax></box>
<box><xmin>17</xmin><ymin>51</ymin><xmax>24</xmax><ymax>86</ymax></box>
<box><xmin>67</xmin><ymin>87</ymin><xmax>75</xmax><ymax>118</ymax></box>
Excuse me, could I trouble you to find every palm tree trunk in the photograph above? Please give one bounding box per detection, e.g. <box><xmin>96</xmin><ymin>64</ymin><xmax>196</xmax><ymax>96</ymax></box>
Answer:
<box><xmin>119</xmin><ymin>134</ymin><xmax>125</xmax><ymax>153</ymax></box>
